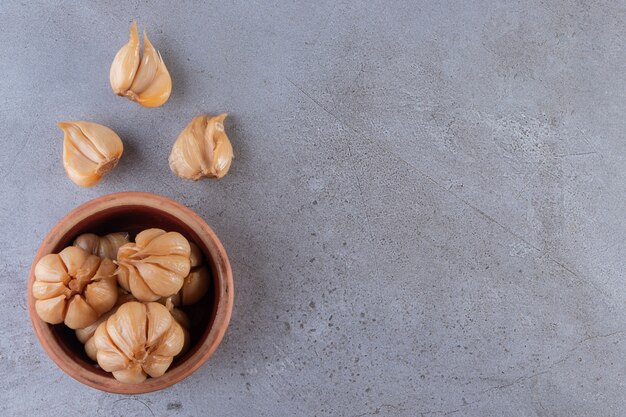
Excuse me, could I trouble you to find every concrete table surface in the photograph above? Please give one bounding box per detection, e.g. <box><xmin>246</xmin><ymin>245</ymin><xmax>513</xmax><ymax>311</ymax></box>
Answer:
<box><xmin>1</xmin><ymin>1</ymin><xmax>624</xmax><ymax>416</ymax></box>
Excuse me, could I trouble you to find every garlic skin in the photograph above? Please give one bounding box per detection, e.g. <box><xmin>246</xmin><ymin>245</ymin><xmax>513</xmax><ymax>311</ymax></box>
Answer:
<box><xmin>117</xmin><ymin>228</ymin><xmax>191</xmax><ymax>302</ymax></box>
<box><xmin>32</xmin><ymin>247</ymin><xmax>118</xmax><ymax>329</ymax></box>
<box><xmin>73</xmin><ymin>232</ymin><xmax>130</xmax><ymax>260</ymax></box>
<box><xmin>110</xmin><ymin>22</ymin><xmax>172</xmax><ymax>107</ymax></box>
<box><xmin>76</xmin><ymin>290</ymin><xmax>136</xmax><ymax>361</ymax></box>
<box><xmin>94</xmin><ymin>301</ymin><xmax>185</xmax><ymax>383</ymax></box>
<box><xmin>169</xmin><ymin>114</ymin><xmax>234</xmax><ymax>180</ymax></box>
<box><xmin>58</xmin><ymin>121</ymin><xmax>124</xmax><ymax>187</ymax></box>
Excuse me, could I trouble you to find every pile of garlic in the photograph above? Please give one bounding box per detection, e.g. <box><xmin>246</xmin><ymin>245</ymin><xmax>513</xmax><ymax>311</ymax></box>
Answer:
<box><xmin>32</xmin><ymin>229</ymin><xmax>210</xmax><ymax>383</ymax></box>
<box><xmin>57</xmin><ymin>21</ymin><xmax>235</xmax><ymax>187</ymax></box>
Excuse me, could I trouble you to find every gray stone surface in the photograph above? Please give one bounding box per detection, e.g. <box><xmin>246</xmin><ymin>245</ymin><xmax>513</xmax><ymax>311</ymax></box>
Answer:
<box><xmin>0</xmin><ymin>0</ymin><xmax>625</xmax><ymax>415</ymax></box>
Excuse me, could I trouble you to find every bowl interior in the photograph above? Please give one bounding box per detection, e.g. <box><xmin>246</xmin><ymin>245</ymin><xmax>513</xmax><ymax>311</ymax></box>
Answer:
<box><xmin>48</xmin><ymin>204</ymin><xmax>218</xmax><ymax>379</ymax></box>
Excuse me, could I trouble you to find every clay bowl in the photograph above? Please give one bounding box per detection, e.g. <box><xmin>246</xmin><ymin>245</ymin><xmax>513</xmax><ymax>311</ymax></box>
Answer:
<box><xmin>28</xmin><ymin>192</ymin><xmax>233</xmax><ymax>394</ymax></box>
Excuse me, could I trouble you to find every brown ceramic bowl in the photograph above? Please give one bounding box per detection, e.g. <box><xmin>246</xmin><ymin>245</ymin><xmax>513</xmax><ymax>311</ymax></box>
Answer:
<box><xmin>28</xmin><ymin>192</ymin><xmax>233</xmax><ymax>394</ymax></box>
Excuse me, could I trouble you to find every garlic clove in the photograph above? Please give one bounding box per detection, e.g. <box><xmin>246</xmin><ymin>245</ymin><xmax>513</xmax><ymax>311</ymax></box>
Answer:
<box><xmin>94</xmin><ymin>322</ymin><xmax>130</xmax><ymax>370</ymax></box>
<box><xmin>146</xmin><ymin>302</ymin><xmax>174</xmax><ymax>346</ymax></box>
<box><xmin>141</xmin><ymin>255</ymin><xmax>192</xmax><ymax>276</ymax></box>
<box><xmin>143</xmin><ymin>354</ymin><xmax>174</xmax><ymax>378</ymax></box>
<box><xmin>63</xmin><ymin>158</ymin><xmax>102</xmax><ymax>187</ymax></box>
<box><xmin>169</xmin><ymin>114</ymin><xmax>234</xmax><ymax>180</ymax></box>
<box><xmin>110</xmin><ymin>21</ymin><xmax>140</xmax><ymax>96</ymax></box>
<box><xmin>58</xmin><ymin>246</ymin><xmax>91</xmax><ymax>277</ymax></box>
<box><xmin>98</xmin><ymin>233</ymin><xmax>130</xmax><ymax>259</ymax></box>
<box><xmin>83</xmin><ymin>277</ymin><xmax>117</xmax><ymax>315</ymax></box>
<box><xmin>208</xmin><ymin>114</ymin><xmax>233</xmax><ymax>178</ymax></box>
<box><xmin>113</xmin><ymin>365</ymin><xmax>147</xmax><ymax>384</ymax></box>
<box><xmin>159</xmin><ymin>298</ymin><xmax>190</xmax><ymax>356</ymax></box>
<box><xmin>189</xmin><ymin>242</ymin><xmax>203</xmax><ymax>268</ymax></box>
<box><xmin>134</xmin><ymin>262</ymin><xmax>186</xmax><ymax>297</ymax></box>
<box><xmin>134</xmin><ymin>228</ymin><xmax>167</xmax><ymax>248</ymax></box>
<box><xmin>150</xmin><ymin>321</ymin><xmax>184</xmax><ymax>357</ymax></box>
<box><xmin>75</xmin><ymin>289</ymin><xmax>136</xmax><ymax>360</ymax></box>
<box><xmin>75</xmin><ymin>123</ymin><xmax>125</xmax><ymax>160</ymax></box>
<box><xmin>65</xmin><ymin>296</ymin><xmax>99</xmax><ymax>329</ymax></box>
<box><xmin>169</xmin><ymin>307</ymin><xmax>190</xmax><ymax>329</ymax></box>
<box><xmin>76</xmin><ymin>318</ymin><xmax>101</xmax><ymax>344</ymax></box>
<box><xmin>32</xmin><ymin>281</ymin><xmax>67</xmax><ymax>299</ymax></box>
<box><xmin>58</xmin><ymin>121</ymin><xmax>124</xmax><ymax>187</ymax></box>
<box><xmin>84</xmin><ymin>337</ymin><xmax>98</xmax><ymax>361</ymax></box>
<box><xmin>34</xmin><ymin>254</ymin><xmax>69</xmax><ymax>282</ymax></box>
<box><xmin>116</xmin><ymin>261</ymin><xmax>131</xmax><ymax>292</ymax></box>
<box><xmin>35</xmin><ymin>295</ymin><xmax>67</xmax><ymax>324</ymax></box>
<box><xmin>170</xmin><ymin>116</ymin><xmax>210</xmax><ymax>178</ymax></box>
<box><xmin>74</xmin><ymin>232</ymin><xmax>129</xmax><ymax>260</ymax></box>
<box><xmin>137</xmin><ymin>231</ymin><xmax>191</xmax><ymax>257</ymax></box>
<box><xmin>128</xmin><ymin>266</ymin><xmax>161</xmax><ymax>301</ymax></box>
<box><xmin>128</xmin><ymin>31</ymin><xmax>159</xmax><ymax>95</ymax></box>
<box><xmin>106</xmin><ymin>302</ymin><xmax>147</xmax><ymax>357</ymax></box>
<box><xmin>181</xmin><ymin>266</ymin><xmax>210</xmax><ymax>305</ymax></box>
<box><xmin>110</xmin><ymin>22</ymin><xmax>171</xmax><ymax>107</ymax></box>
<box><xmin>73</xmin><ymin>234</ymin><xmax>100</xmax><ymax>256</ymax></box>
<box><xmin>134</xmin><ymin>61</ymin><xmax>172</xmax><ymax>108</ymax></box>
<box><xmin>60</xmin><ymin>123</ymin><xmax>105</xmax><ymax>163</ymax></box>
<box><xmin>74</xmin><ymin>255</ymin><xmax>101</xmax><ymax>281</ymax></box>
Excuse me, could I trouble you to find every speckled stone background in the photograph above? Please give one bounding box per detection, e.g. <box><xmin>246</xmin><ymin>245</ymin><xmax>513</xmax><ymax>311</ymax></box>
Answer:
<box><xmin>1</xmin><ymin>1</ymin><xmax>625</xmax><ymax>416</ymax></box>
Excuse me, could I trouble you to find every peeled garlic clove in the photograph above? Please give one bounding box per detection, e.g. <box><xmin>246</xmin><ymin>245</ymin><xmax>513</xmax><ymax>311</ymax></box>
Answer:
<box><xmin>94</xmin><ymin>302</ymin><xmax>184</xmax><ymax>383</ymax></box>
<box><xmin>32</xmin><ymin>247</ymin><xmax>118</xmax><ymax>328</ymax></box>
<box><xmin>169</xmin><ymin>114</ymin><xmax>234</xmax><ymax>180</ymax></box>
<box><xmin>74</xmin><ymin>232</ymin><xmax>130</xmax><ymax>260</ymax></box>
<box><xmin>58</xmin><ymin>121</ymin><xmax>124</xmax><ymax>187</ymax></box>
<box><xmin>110</xmin><ymin>21</ymin><xmax>140</xmax><ymax>95</ymax></box>
<box><xmin>110</xmin><ymin>23</ymin><xmax>172</xmax><ymax>107</ymax></box>
<box><xmin>117</xmin><ymin>229</ymin><xmax>191</xmax><ymax>301</ymax></box>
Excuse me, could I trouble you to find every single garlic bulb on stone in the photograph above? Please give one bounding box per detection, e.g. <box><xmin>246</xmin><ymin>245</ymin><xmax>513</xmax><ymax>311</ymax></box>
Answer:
<box><xmin>94</xmin><ymin>301</ymin><xmax>185</xmax><ymax>383</ymax></box>
<box><xmin>110</xmin><ymin>21</ymin><xmax>172</xmax><ymax>107</ymax></box>
<box><xmin>58</xmin><ymin>121</ymin><xmax>124</xmax><ymax>187</ymax></box>
<box><xmin>73</xmin><ymin>232</ymin><xmax>130</xmax><ymax>260</ymax></box>
<box><xmin>117</xmin><ymin>228</ymin><xmax>191</xmax><ymax>302</ymax></box>
<box><xmin>32</xmin><ymin>246</ymin><xmax>118</xmax><ymax>329</ymax></box>
<box><xmin>169</xmin><ymin>114</ymin><xmax>234</xmax><ymax>180</ymax></box>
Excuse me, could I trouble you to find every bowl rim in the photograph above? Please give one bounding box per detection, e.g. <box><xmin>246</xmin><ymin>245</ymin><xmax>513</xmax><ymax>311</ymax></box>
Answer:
<box><xmin>28</xmin><ymin>192</ymin><xmax>234</xmax><ymax>394</ymax></box>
